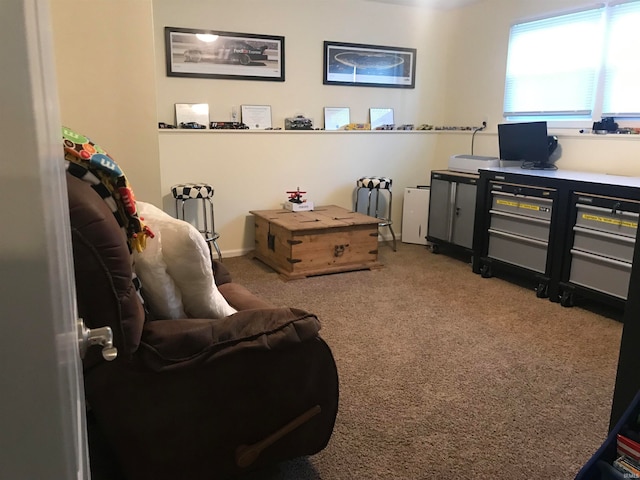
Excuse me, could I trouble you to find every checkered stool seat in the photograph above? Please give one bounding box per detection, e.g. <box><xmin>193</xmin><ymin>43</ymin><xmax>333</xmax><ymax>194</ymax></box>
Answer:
<box><xmin>357</xmin><ymin>176</ymin><xmax>392</xmax><ymax>190</ymax></box>
<box><xmin>171</xmin><ymin>183</ymin><xmax>215</xmax><ymax>200</ymax></box>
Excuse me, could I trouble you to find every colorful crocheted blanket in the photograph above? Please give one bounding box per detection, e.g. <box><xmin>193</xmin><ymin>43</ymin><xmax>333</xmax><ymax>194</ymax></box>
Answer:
<box><xmin>62</xmin><ymin>126</ymin><xmax>153</xmax><ymax>253</ymax></box>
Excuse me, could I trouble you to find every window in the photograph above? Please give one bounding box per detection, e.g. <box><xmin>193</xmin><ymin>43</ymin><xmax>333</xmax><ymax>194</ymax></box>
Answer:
<box><xmin>504</xmin><ymin>1</ymin><xmax>640</xmax><ymax>125</ymax></box>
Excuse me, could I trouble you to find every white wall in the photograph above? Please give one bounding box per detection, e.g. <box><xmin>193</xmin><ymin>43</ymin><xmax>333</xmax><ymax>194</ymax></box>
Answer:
<box><xmin>153</xmin><ymin>0</ymin><xmax>457</xmax><ymax>255</ymax></box>
<box><xmin>51</xmin><ymin>0</ymin><xmax>162</xmax><ymax>205</ymax></box>
<box><xmin>50</xmin><ymin>0</ymin><xmax>640</xmax><ymax>257</ymax></box>
<box><xmin>436</xmin><ymin>0</ymin><xmax>640</xmax><ymax>173</ymax></box>
<box><xmin>159</xmin><ymin>130</ymin><xmax>439</xmax><ymax>256</ymax></box>
<box><xmin>153</xmin><ymin>0</ymin><xmax>455</xmax><ymax>128</ymax></box>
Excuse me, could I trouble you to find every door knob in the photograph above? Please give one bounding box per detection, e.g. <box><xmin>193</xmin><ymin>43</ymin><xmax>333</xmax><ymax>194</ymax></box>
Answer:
<box><xmin>78</xmin><ymin>319</ymin><xmax>118</xmax><ymax>361</ymax></box>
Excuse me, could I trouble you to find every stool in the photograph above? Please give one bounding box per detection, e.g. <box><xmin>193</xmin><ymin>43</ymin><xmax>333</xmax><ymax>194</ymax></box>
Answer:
<box><xmin>171</xmin><ymin>183</ymin><xmax>222</xmax><ymax>261</ymax></box>
<box><xmin>355</xmin><ymin>176</ymin><xmax>397</xmax><ymax>251</ymax></box>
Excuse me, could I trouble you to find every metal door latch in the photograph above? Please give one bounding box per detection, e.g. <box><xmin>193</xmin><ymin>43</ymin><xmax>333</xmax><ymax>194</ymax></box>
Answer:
<box><xmin>78</xmin><ymin>319</ymin><xmax>118</xmax><ymax>361</ymax></box>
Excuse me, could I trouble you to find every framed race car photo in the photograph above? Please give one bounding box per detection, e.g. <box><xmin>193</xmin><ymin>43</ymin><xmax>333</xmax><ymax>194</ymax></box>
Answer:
<box><xmin>165</xmin><ymin>27</ymin><xmax>285</xmax><ymax>82</ymax></box>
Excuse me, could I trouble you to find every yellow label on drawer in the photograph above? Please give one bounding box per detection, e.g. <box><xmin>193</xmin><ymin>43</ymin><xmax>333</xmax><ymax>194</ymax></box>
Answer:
<box><xmin>520</xmin><ymin>203</ymin><xmax>544</xmax><ymax>211</ymax></box>
<box><xmin>582</xmin><ymin>213</ymin><xmax>638</xmax><ymax>229</ymax></box>
<box><xmin>497</xmin><ymin>198</ymin><xmax>548</xmax><ymax>212</ymax></box>
<box><xmin>496</xmin><ymin>199</ymin><xmax>518</xmax><ymax>207</ymax></box>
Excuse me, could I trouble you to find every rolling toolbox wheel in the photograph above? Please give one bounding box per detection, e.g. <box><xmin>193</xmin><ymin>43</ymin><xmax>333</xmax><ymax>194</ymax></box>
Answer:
<box><xmin>480</xmin><ymin>264</ymin><xmax>492</xmax><ymax>278</ymax></box>
<box><xmin>429</xmin><ymin>244</ymin><xmax>440</xmax><ymax>254</ymax></box>
<box><xmin>560</xmin><ymin>290</ymin><xmax>574</xmax><ymax>308</ymax></box>
<box><xmin>535</xmin><ymin>283</ymin><xmax>549</xmax><ymax>299</ymax></box>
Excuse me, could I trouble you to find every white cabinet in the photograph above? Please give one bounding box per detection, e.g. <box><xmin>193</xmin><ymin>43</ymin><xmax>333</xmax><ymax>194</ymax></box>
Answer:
<box><xmin>402</xmin><ymin>187</ymin><xmax>430</xmax><ymax>245</ymax></box>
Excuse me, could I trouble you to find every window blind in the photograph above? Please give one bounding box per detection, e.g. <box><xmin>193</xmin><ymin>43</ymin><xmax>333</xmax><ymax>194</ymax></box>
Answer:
<box><xmin>602</xmin><ymin>1</ymin><xmax>640</xmax><ymax>117</ymax></box>
<box><xmin>503</xmin><ymin>7</ymin><xmax>605</xmax><ymax>118</ymax></box>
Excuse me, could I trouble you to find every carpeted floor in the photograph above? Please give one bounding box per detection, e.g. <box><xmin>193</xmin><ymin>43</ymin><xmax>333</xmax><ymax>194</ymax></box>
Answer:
<box><xmin>226</xmin><ymin>242</ymin><xmax>624</xmax><ymax>480</ymax></box>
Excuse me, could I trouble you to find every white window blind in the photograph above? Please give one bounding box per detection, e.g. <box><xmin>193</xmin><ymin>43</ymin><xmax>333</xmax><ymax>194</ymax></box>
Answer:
<box><xmin>602</xmin><ymin>1</ymin><xmax>640</xmax><ymax>117</ymax></box>
<box><xmin>504</xmin><ymin>7</ymin><xmax>605</xmax><ymax>118</ymax></box>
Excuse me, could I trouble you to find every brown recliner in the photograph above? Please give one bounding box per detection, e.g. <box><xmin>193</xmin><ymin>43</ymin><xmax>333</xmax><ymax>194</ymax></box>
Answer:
<box><xmin>67</xmin><ymin>172</ymin><xmax>339</xmax><ymax>479</ymax></box>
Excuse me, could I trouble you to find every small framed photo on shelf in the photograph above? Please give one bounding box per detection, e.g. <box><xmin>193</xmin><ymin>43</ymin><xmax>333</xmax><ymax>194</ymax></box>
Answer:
<box><xmin>370</xmin><ymin>108</ymin><xmax>395</xmax><ymax>129</ymax></box>
<box><xmin>165</xmin><ymin>27</ymin><xmax>285</xmax><ymax>82</ymax></box>
<box><xmin>241</xmin><ymin>104</ymin><xmax>272</xmax><ymax>129</ymax></box>
<box><xmin>175</xmin><ymin>103</ymin><xmax>209</xmax><ymax>129</ymax></box>
<box><xmin>323</xmin><ymin>41</ymin><xmax>416</xmax><ymax>88</ymax></box>
<box><xmin>324</xmin><ymin>107</ymin><xmax>351</xmax><ymax>130</ymax></box>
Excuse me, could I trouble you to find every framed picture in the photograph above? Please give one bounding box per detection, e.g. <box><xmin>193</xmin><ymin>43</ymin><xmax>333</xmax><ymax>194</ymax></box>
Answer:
<box><xmin>323</xmin><ymin>41</ymin><xmax>416</xmax><ymax>88</ymax></box>
<box><xmin>370</xmin><ymin>108</ymin><xmax>394</xmax><ymax>129</ymax></box>
<box><xmin>165</xmin><ymin>27</ymin><xmax>285</xmax><ymax>82</ymax></box>
<box><xmin>324</xmin><ymin>107</ymin><xmax>350</xmax><ymax>130</ymax></box>
<box><xmin>241</xmin><ymin>105</ymin><xmax>272</xmax><ymax>129</ymax></box>
<box><xmin>175</xmin><ymin>103</ymin><xmax>209</xmax><ymax>128</ymax></box>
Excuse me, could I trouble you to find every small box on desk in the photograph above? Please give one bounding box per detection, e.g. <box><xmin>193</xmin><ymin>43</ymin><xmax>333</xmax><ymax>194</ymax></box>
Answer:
<box><xmin>283</xmin><ymin>201</ymin><xmax>314</xmax><ymax>212</ymax></box>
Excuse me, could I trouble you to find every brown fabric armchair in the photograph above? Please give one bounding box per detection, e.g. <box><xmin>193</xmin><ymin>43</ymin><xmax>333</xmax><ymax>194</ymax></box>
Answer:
<box><xmin>67</xmin><ymin>173</ymin><xmax>339</xmax><ymax>479</ymax></box>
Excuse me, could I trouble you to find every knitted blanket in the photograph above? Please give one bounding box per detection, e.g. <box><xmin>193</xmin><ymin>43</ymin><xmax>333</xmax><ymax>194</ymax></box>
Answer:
<box><xmin>62</xmin><ymin>126</ymin><xmax>153</xmax><ymax>253</ymax></box>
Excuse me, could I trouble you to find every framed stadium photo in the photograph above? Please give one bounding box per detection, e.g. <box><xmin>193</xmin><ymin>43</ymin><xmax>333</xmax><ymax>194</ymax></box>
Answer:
<box><xmin>323</xmin><ymin>41</ymin><xmax>416</xmax><ymax>88</ymax></box>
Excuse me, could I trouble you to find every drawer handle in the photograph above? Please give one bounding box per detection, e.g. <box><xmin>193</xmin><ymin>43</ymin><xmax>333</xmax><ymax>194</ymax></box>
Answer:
<box><xmin>570</xmin><ymin>249</ymin><xmax>633</xmax><ymax>270</ymax></box>
<box><xmin>573</xmin><ymin>225</ymin><xmax>636</xmax><ymax>244</ymax></box>
<box><xmin>577</xmin><ymin>203</ymin><xmax>639</xmax><ymax>219</ymax></box>
<box><xmin>488</xmin><ymin>228</ymin><xmax>548</xmax><ymax>247</ymax></box>
<box><xmin>489</xmin><ymin>209</ymin><xmax>551</xmax><ymax>225</ymax></box>
<box><xmin>492</xmin><ymin>191</ymin><xmax>553</xmax><ymax>204</ymax></box>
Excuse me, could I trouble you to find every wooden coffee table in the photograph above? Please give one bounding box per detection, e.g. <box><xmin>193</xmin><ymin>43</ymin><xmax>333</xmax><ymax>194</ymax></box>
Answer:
<box><xmin>250</xmin><ymin>205</ymin><xmax>382</xmax><ymax>280</ymax></box>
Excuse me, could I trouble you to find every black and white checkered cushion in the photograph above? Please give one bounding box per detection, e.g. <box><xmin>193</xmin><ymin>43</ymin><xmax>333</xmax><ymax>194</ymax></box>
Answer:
<box><xmin>357</xmin><ymin>176</ymin><xmax>392</xmax><ymax>190</ymax></box>
<box><xmin>171</xmin><ymin>183</ymin><xmax>214</xmax><ymax>200</ymax></box>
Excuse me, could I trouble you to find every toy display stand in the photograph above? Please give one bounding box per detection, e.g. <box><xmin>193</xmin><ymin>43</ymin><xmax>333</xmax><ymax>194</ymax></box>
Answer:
<box><xmin>284</xmin><ymin>187</ymin><xmax>313</xmax><ymax>211</ymax></box>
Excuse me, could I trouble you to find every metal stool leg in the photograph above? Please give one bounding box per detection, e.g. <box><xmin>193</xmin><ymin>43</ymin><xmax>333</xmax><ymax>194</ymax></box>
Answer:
<box><xmin>386</xmin><ymin>189</ymin><xmax>397</xmax><ymax>251</ymax></box>
<box><xmin>205</xmin><ymin>197</ymin><xmax>222</xmax><ymax>262</ymax></box>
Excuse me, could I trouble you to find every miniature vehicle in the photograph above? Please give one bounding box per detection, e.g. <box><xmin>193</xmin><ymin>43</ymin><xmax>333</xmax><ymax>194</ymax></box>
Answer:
<box><xmin>184</xmin><ymin>40</ymin><xmax>268</xmax><ymax>66</ymax></box>
<box><xmin>285</xmin><ymin>115</ymin><xmax>313</xmax><ymax>130</ymax></box>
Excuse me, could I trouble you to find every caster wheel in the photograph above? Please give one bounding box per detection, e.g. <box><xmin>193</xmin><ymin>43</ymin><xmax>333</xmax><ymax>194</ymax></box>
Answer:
<box><xmin>429</xmin><ymin>244</ymin><xmax>440</xmax><ymax>254</ymax></box>
<box><xmin>480</xmin><ymin>264</ymin><xmax>492</xmax><ymax>278</ymax></box>
<box><xmin>560</xmin><ymin>291</ymin><xmax>574</xmax><ymax>307</ymax></box>
<box><xmin>535</xmin><ymin>283</ymin><xmax>548</xmax><ymax>299</ymax></box>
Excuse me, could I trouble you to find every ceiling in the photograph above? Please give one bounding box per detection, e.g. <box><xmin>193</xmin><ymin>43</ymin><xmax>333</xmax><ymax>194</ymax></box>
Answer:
<box><xmin>364</xmin><ymin>0</ymin><xmax>483</xmax><ymax>9</ymax></box>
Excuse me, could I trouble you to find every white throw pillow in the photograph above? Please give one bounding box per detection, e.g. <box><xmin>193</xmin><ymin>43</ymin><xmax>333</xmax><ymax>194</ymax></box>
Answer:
<box><xmin>133</xmin><ymin>228</ymin><xmax>186</xmax><ymax>320</ymax></box>
<box><xmin>135</xmin><ymin>202</ymin><xmax>237</xmax><ymax>319</ymax></box>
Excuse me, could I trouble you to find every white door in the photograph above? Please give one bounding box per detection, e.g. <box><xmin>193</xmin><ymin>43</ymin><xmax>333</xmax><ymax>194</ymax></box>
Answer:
<box><xmin>0</xmin><ymin>1</ymin><xmax>90</xmax><ymax>478</ymax></box>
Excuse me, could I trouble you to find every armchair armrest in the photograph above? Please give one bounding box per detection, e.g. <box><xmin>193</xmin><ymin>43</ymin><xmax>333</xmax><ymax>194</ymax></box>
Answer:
<box><xmin>137</xmin><ymin>307</ymin><xmax>320</xmax><ymax>371</ymax></box>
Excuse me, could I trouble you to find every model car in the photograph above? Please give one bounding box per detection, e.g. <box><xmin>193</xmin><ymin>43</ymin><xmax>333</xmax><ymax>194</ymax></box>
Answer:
<box><xmin>183</xmin><ymin>40</ymin><xmax>268</xmax><ymax>66</ymax></box>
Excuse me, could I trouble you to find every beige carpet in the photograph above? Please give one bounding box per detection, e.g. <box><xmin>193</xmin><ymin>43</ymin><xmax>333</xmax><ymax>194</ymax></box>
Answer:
<box><xmin>226</xmin><ymin>242</ymin><xmax>623</xmax><ymax>480</ymax></box>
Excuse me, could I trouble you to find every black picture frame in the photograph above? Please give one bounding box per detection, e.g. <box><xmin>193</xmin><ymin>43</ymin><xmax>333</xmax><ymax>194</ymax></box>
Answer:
<box><xmin>323</xmin><ymin>41</ymin><xmax>416</xmax><ymax>88</ymax></box>
<box><xmin>165</xmin><ymin>27</ymin><xmax>285</xmax><ymax>82</ymax></box>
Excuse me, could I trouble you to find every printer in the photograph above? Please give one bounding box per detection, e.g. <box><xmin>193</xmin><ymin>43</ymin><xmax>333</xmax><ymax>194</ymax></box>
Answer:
<box><xmin>448</xmin><ymin>154</ymin><xmax>500</xmax><ymax>174</ymax></box>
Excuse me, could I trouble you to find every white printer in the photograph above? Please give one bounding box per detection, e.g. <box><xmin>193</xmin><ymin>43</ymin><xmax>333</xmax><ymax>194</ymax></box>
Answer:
<box><xmin>448</xmin><ymin>154</ymin><xmax>500</xmax><ymax>174</ymax></box>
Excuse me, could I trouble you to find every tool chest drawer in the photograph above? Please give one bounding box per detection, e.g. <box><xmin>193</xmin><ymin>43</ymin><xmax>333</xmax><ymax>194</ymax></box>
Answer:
<box><xmin>569</xmin><ymin>249</ymin><xmax>632</xmax><ymax>300</ymax></box>
<box><xmin>489</xmin><ymin>209</ymin><xmax>551</xmax><ymax>242</ymax></box>
<box><xmin>575</xmin><ymin>203</ymin><xmax>638</xmax><ymax>238</ymax></box>
<box><xmin>572</xmin><ymin>225</ymin><xmax>635</xmax><ymax>263</ymax></box>
<box><xmin>490</xmin><ymin>185</ymin><xmax>553</xmax><ymax>221</ymax></box>
<box><xmin>488</xmin><ymin>229</ymin><xmax>548</xmax><ymax>273</ymax></box>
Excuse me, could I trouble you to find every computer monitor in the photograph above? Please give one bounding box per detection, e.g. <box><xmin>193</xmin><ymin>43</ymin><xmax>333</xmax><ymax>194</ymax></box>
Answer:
<box><xmin>498</xmin><ymin>121</ymin><xmax>555</xmax><ymax>170</ymax></box>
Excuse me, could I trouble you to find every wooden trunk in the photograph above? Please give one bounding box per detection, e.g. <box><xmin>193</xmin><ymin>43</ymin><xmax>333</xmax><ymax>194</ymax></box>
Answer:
<box><xmin>251</xmin><ymin>205</ymin><xmax>382</xmax><ymax>280</ymax></box>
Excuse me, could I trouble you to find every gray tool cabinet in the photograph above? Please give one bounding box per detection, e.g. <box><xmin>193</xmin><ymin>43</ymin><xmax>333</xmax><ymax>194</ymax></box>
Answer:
<box><xmin>482</xmin><ymin>181</ymin><xmax>556</xmax><ymax>298</ymax></box>
<box><xmin>473</xmin><ymin>167</ymin><xmax>640</xmax><ymax>309</ymax></box>
<box><xmin>427</xmin><ymin>170</ymin><xmax>478</xmax><ymax>255</ymax></box>
<box><xmin>560</xmin><ymin>193</ymin><xmax>640</xmax><ymax>307</ymax></box>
